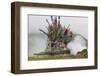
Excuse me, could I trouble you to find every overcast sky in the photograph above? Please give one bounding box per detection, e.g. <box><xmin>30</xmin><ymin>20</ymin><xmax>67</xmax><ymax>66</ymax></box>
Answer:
<box><xmin>28</xmin><ymin>15</ymin><xmax>88</xmax><ymax>39</ymax></box>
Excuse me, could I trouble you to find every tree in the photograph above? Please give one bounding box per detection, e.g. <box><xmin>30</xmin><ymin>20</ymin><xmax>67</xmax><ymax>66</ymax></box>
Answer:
<box><xmin>39</xmin><ymin>16</ymin><xmax>72</xmax><ymax>51</ymax></box>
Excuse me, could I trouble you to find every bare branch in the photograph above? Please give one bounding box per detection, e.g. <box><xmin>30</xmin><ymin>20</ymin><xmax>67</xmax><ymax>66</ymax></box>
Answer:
<box><xmin>46</xmin><ymin>19</ymin><xmax>51</xmax><ymax>26</ymax></box>
<box><xmin>39</xmin><ymin>29</ymin><xmax>48</xmax><ymax>36</ymax></box>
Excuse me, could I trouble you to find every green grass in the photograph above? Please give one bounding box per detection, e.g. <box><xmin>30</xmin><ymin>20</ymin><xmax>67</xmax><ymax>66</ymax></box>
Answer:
<box><xmin>28</xmin><ymin>54</ymin><xmax>87</xmax><ymax>61</ymax></box>
<box><xmin>29</xmin><ymin>57</ymin><xmax>75</xmax><ymax>61</ymax></box>
<box><xmin>28</xmin><ymin>49</ymin><xmax>88</xmax><ymax>61</ymax></box>
<box><xmin>34</xmin><ymin>49</ymin><xmax>70</xmax><ymax>55</ymax></box>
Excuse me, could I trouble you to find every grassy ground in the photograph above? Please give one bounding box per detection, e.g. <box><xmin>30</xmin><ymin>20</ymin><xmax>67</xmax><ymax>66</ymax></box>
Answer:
<box><xmin>28</xmin><ymin>49</ymin><xmax>88</xmax><ymax>61</ymax></box>
<box><xmin>28</xmin><ymin>54</ymin><xmax>87</xmax><ymax>61</ymax></box>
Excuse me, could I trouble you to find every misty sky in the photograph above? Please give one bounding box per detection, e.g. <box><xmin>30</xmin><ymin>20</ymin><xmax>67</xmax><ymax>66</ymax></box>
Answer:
<box><xmin>28</xmin><ymin>15</ymin><xmax>88</xmax><ymax>39</ymax></box>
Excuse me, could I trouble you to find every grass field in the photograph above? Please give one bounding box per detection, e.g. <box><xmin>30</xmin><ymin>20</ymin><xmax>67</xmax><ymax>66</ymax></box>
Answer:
<box><xmin>28</xmin><ymin>54</ymin><xmax>87</xmax><ymax>61</ymax></box>
<box><xmin>28</xmin><ymin>49</ymin><xmax>88</xmax><ymax>61</ymax></box>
